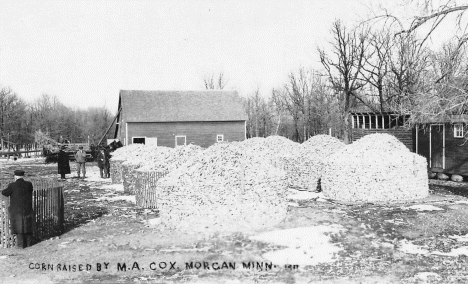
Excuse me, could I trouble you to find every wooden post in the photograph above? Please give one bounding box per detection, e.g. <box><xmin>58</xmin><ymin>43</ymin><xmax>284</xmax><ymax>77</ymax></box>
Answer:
<box><xmin>7</xmin><ymin>133</ymin><xmax>10</xmax><ymax>159</ymax></box>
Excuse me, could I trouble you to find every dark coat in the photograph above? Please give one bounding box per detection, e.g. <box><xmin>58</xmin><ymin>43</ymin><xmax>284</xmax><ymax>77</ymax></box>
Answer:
<box><xmin>58</xmin><ymin>150</ymin><xmax>71</xmax><ymax>174</ymax></box>
<box><xmin>97</xmin><ymin>149</ymin><xmax>108</xmax><ymax>168</ymax></box>
<box><xmin>2</xmin><ymin>179</ymin><xmax>34</xmax><ymax>234</ymax></box>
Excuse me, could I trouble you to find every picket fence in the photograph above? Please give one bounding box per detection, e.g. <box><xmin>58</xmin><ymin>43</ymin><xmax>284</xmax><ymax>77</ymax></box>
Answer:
<box><xmin>0</xmin><ymin>179</ymin><xmax>64</xmax><ymax>248</ymax></box>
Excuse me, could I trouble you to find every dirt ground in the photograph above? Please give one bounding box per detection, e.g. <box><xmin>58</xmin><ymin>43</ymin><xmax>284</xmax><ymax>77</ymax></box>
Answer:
<box><xmin>2</xmin><ymin>159</ymin><xmax>468</xmax><ymax>283</ymax></box>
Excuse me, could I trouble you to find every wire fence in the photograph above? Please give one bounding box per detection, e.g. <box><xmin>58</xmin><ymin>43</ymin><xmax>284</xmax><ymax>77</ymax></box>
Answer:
<box><xmin>110</xmin><ymin>160</ymin><xmax>168</xmax><ymax>209</ymax></box>
<box><xmin>134</xmin><ymin>171</ymin><xmax>168</xmax><ymax>208</ymax></box>
<box><xmin>0</xmin><ymin>178</ymin><xmax>64</xmax><ymax>248</ymax></box>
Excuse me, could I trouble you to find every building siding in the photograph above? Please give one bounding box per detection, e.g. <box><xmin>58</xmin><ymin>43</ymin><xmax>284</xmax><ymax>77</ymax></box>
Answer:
<box><xmin>123</xmin><ymin>121</ymin><xmax>245</xmax><ymax>148</ymax></box>
<box><xmin>351</xmin><ymin>128</ymin><xmax>415</xmax><ymax>151</ymax></box>
<box><xmin>417</xmin><ymin>127</ymin><xmax>430</xmax><ymax>167</ymax></box>
<box><xmin>442</xmin><ymin>124</ymin><xmax>468</xmax><ymax>175</ymax></box>
<box><xmin>416</xmin><ymin>124</ymin><xmax>468</xmax><ymax>175</ymax></box>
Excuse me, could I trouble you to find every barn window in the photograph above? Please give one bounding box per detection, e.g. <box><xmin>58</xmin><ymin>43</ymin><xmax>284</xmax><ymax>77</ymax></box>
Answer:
<box><xmin>132</xmin><ymin>137</ymin><xmax>146</xmax><ymax>144</ymax></box>
<box><xmin>216</xmin><ymin>134</ymin><xmax>224</xmax><ymax>142</ymax></box>
<box><xmin>175</xmin><ymin>135</ymin><xmax>186</xmax><ymax>146</ymax></box>
<box><xmin>454</xmin><ymin>124</ymin><xmax>464</xmax><ymax>138</ymax></box>
<box><xmin>146</xmin><ymin>137</ymin><xmax>158</xmax><ymax>146</ymax></box>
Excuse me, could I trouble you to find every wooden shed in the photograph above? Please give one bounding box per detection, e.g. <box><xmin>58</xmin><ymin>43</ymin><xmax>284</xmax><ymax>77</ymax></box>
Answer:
<box><xmin>351</xmin><ymin>111</ymin><xmax>468</xmax><ymax>176</ymax></box>
<box><xmin>113</xmin><ymin>90</ymin><xmax>247</xmax><ymax>148</ymax></box>
<box><xmin>350</xmin><ymin>111</ymin><xmax>415</xmax><ymax>151</ymax></box>
<box><xmin>415</xmin><ymin>117</ymin><xmax>468</xmax><ymax>175</ymax></box>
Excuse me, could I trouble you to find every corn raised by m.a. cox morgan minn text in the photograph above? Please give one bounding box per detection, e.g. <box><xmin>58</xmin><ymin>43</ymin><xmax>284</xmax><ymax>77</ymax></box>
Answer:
<box><xmin>29</xmin><ymin>260</ymin><xmax>300</xmax><ymax>272</ymax></box>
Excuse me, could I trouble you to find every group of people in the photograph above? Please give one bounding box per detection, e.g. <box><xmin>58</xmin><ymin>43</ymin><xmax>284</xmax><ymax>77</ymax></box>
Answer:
<box><xmin>57</xmin><ymin>145</ymin><xmax>111</xmax><ymax>180</ymax></box>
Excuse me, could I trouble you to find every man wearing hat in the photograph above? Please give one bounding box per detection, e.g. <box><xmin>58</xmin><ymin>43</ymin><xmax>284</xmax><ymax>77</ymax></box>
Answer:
<box><xmin>74</xmin><ymin>146</ymin><xmax>87</xmax><ymax>179</ymax></box>
<box><xmin>57</xmin><ymin>146</ymin><xmax>71</xmax><ymax>180</ymax></box>
<box><xmin>1</xmin><ymin>170</ymin><xmax>34</xmax><ymax>248</ymax></box>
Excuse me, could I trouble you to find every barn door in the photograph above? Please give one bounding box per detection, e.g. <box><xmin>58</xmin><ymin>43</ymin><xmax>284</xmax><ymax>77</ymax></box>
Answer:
<box><xmin>430</xmin><ymin>124</ymin><xmax>444</xmax><ymax>169</ymax></box>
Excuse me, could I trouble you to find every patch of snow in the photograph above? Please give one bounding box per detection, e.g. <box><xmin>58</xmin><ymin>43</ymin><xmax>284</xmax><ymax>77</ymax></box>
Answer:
<box><xmin>455</xmin><ymin>200</ymin><xmax>468</xmax><ymax>205</ymax></box>
<box><xmin>399</xmin><ymin>239</ymin><xmax>468</xmax><ymax>257</ymax></box>
<box><xmin>449</xmin><ymin>234</ymin><xmax>468</xmax><ymax>242</ymax></box>
<box><xmin>142</xmin><ymin>218</ymin><xmax>161</xmax><ymax>227</ymax></box>
<box><xmin>288</xmin><ymin>190</ymin><xmax>323</xmax><ymax>201</ymax></box>
<box><xmin>101</xmin><ymin>184</ymin><xmax>124</xmax><ymax>192</ymax></box>
<box><xmin>76</xmin><ymin>166</ymin><xmax>112</xmax><ymax>183</ymax></box>
<box><xmin>0</xmin><ymin>157</ymin><xmax>45</xmax><ymax>164</ymax></box>
<box><xmin>398</xmin><ymin>240</ymin><xmax>429</xmax><ymax>255</ymax></box>
<box><xmin>384</xmin><ymin>219</ymin><xmax>406</xmax><ymax>225</ymax></box>
<box><xmin>431</xmin><ymin>246</ymin><xmax>468</xmax><ymax>256</ymax></box>
<box><xmin>96</xmin><ymin>195</ymin><xmax>135</xmax><ymax>203</ymax></box>
<box><xmin>405</xmin><ymin>205</ymin><xmax>444</xmax><ymax>211</ymax></box>
<box><xmin>250</xmin><ymin>225</ymin><xmax>344</xmax><ymax>266</ymax></box>
<box><xmin>413</xmin><ymin>272</ymin><xmax>441</xmax><ymax>281</ymax></box>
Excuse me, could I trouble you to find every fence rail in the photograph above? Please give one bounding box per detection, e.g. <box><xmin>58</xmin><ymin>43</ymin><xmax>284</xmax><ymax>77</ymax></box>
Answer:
<box><xmin>0</xmin><ymin>179</ymin><xmax>64</xmax><ymax>248</ymax></box>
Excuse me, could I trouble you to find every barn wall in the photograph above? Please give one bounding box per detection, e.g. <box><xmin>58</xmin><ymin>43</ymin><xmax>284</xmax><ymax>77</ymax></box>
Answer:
<box><xmin>442</xmin><ymin>124</ymin><xmax>468</xmax><ymax>175</ymax></box>
<box><xmin>125</xmin><ymin>121</ymin><xmax>245</xmax><ymax>148</ymax></box>
<box><xmin>351</xmin><ymin>128</ymin><xmax>415</xmax><ymax>151</ymax></box>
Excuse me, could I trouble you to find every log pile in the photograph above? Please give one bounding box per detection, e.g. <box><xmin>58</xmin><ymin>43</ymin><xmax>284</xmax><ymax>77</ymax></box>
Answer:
<box><xmin>322</xmin><ymin>133</ymin><xmax>429</xmax><ymax>202</ymax></box>
<box><xmin>274</xmin><ymin>135</ymin><xmax>344</xmax><ymax>190</ymax></box>
<box><xmin>157</xmin><ymin>142</ymin><xmax>288</xmax><ymax>233</ymax></box>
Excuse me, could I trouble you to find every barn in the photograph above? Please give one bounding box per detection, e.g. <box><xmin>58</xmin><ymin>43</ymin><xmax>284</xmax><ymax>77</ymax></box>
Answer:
<box><xmin>113</xmin><ymin>90</ymin><xmax>247</xmax><ymax>148</ymax></box>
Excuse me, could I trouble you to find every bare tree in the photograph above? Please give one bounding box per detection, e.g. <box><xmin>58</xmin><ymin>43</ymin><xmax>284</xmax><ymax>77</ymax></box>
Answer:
<box><xmin>203</xmin><ymin>72</ymin><xmax>229</xmax><ymax>90</ymax></box>
<box><xmin>407</xmin><ymin>39</ymin><xmax>468</xmax><ymax>124</ymax></box>
<box><xmin>386</xmin><ymin>34</ymin><xmax>431</xmax><ymax>112</ymax></box>
<box><xmin>318</xmin><ymin>20</ymin><xmax>371</xmax><ymax>143</ymax></box>
<box><xmin>360</xmin><ymin>28</ymin><xmax>392</xmax><ymax>111</ymax></box>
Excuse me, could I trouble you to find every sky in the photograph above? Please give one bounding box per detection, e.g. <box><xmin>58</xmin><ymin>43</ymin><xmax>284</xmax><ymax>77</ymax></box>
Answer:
<box><xmin>0</xmin><ymin>0</ymin><xmax>464</xmax><ymax>113</ymax></box>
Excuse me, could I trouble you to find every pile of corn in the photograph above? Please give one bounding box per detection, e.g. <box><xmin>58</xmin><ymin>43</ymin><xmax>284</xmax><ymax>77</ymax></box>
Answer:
<box><xmin>157</xmin><ymin>142</ymin><xmax>288</xmax><ymax>233</ymax></box>
<box><xmin>111</xmin><ymin>144</ymin><xmax>150</xmax><ymax>161</ymax></box>
<box><xmin>110</xmin><ymin>144</ymin><xmax>151</xmax><ymax>184</ymax></box>
<box><xmin>241</xmin><ymin>136</ymin><xmax>299</xmax><ymax>164</ymax></box>
<box><xmin>322</xmin><ymin>133</ymin><xmax>428</xmax><ymax>202</ymax></box>
<box><xmin>136</xmin><ymin>144</ymin><xmax>204</xmax><ymax>173</ymax></box>
<box><xmin>274</xmin><ymin>135</ymin><xmax>345</xmax><ymax>191</ymax></box>
<box><xmin>113</xmin><ymin>145</ymin><xmax>173</xmax><ymax>192</ymax></box>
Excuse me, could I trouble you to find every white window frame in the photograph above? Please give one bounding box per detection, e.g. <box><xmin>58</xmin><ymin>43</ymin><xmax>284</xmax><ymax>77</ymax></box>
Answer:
<box><xmin>454</xmin><ymin>123</ymin><xmax>464</xmax><ymax>138</ymax></box>
<box><xmin>175</xmin><ymin>135</ymin><xmax>186</xmax><ymax>146</ymax></box>
<box><xmin>216</xmin><ymin>134</ymin><xmax>224</xmax><ymax>142</ymax></box>
<box><xmin>132</xmin><ymin>136</ymin><xmax>146</xmax><ymax>144</ymax></box>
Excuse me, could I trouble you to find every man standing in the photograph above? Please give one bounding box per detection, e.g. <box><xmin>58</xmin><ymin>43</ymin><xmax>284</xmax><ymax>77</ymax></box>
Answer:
<box><xmin>57</xmin><ymin>146</ymin><xmax>71</xmax><ymax>180</ymax></box>
<box><xmin>97</xmin><ymin>147</ymin><xmax>108</xmax><ymax>178</ymax></box>
<box><xmin>74</xmin><ymin>146</ymin><xmax>87</xmax><ymax>179</ymax></box>
<box><xmin>2</xmin><ymin>170</ymin><xmax>34</xmax><ymax>248</ymax></box>
<box><xmin>105</xmin><ymin>146</ymin><xmax>111</xmax><ymax>178</ymax></box>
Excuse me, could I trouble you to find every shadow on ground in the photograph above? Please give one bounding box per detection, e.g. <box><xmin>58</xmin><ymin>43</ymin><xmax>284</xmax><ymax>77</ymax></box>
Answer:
<box><xmin>430</xmin><ymin>180</ymin><xmax>468</xmax><ymax>198</ymax></box>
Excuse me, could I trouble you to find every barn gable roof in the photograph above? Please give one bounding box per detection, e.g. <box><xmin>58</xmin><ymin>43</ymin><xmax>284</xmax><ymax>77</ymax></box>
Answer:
<box><xmin>119</xmin><ymin>90</ymin><xmax>247</xmax><ymax>122</ymax></box>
